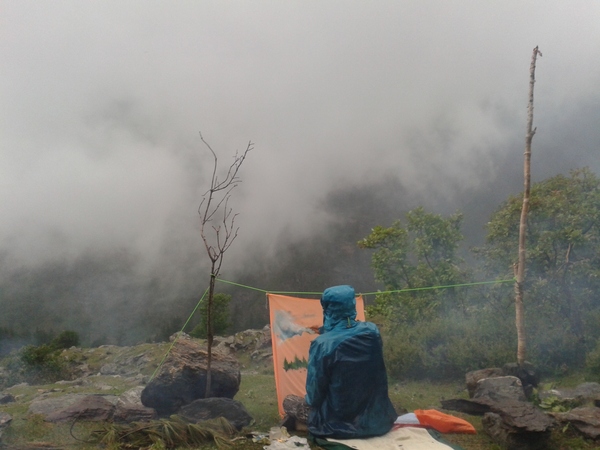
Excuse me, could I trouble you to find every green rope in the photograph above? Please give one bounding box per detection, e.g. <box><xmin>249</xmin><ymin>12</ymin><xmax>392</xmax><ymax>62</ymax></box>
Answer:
<box><xmin>360</xmin><ymin>278</ymin><xmax>515</xmax><ymax>296</ymax></box>
<box><xmin>215</xmin><ymin>277</ymin><xmax>515</xmax><ymax>298</ymax></box>
<box><xmin>214</xmin><ymin>278</ymin><xmax>323</xmax><ymax>295</ymax></box>
<box><xmin>149</xmin><ymin>286</ymin><xmax>209</xmax><ymax>382</ymax></box>
<box><xmin>150</xmin><ymin>277</ymin><xmax>514</xmax><ymax>380</ymax></box>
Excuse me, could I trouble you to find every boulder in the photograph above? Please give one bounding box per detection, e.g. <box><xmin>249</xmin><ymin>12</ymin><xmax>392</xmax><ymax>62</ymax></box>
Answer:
<box><xmin>178</xmin><ymin>397</ymin><xmax>253</xmax><ymax>430</ymax></box>
<box><xmin>282</xmin><ymin>394</ymin><xmax>309</xmax><ymax>431</ymax></box>
<box><xmin>466</xmin><ymin>368</ymin><xmax>504</xmax><ymax>398</ymax></box>
<box><xmin>141</xmin><ymin>337</ymin><xmax>241</xmax><ymax>416</ymax></box>
<box><xmin>0</xmin><ymin>411</ymin><xmax>11</xmax><ymax>440</ymax></box>
<box><xmin>444</xmin><ymin>397</ymin><xmax>553</xmax><ymax>450</ymax></box>
<box><xmin>29</xmin><ymin>394</ymin><xmax>90</xmax><ymax>416</ymax></box>
<box><xmin>473</xmin><ymin>376</ymin><xmax>527</xmax><ymax>403</ymax></box>
<box><xmin>503</xmin><ymin>361</ymin><xmax>539</xmax><ymax>392</ymax></box>
<box><xmin>550</xmin><ymin>406</ymin><xmax>600</xmax><ymax>440</ymax></box>
<box><xmin>114</xmin><ymin>386</ymin><xmax>157</xmax><ymax>423</ymax></box>
<box><xmin>0</xmin><ymin>411</ymin><xmax>11</xmax><ymax>429</ymax></box>
<box><xmin>100</xmin><ymin>363</ymin><xmax>119</xmax><ymax>375</ymax></box>
<box><xmin>442</xmin><ymin>375</ymin><xmax>553</xmax><ymax>450</ymax></box>
<box><xmin>216</xmin><ymin>327</ymin><xmax>272</xmax><ymax>354</ymax></box>
<box><xmin>482</xmin><ymin>412</ymin><xmax>550</xmax><ymax>450</ymax></box>
<box><xmin>44</xmin><ymin>395</ymin><xmax>115</xmax><ymax>422</ymax></box>
<box><xmin>0</xmin><ymin>393</ymin><xmax>15</xmax><ymax>404</ymax></box>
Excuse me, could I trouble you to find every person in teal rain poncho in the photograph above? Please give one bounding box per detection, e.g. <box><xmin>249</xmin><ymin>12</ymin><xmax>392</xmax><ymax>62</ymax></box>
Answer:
<box><xmin>305</xmin><ymin>285</ymin><xmax>397</xmax><ymax>439</ymax></box>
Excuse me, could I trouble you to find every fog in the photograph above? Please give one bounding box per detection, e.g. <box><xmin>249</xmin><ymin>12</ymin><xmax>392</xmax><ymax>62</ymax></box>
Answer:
<box><xmin>1</xmin><ymin>1</ymin><xmax>599</xmax><ymax>342</ymax></box>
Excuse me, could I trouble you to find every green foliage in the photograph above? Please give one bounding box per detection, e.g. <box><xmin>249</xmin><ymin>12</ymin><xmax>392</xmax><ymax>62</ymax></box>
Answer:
<box><xmin>51</xmin><ymin>330</ymin><xmax>80</xmax><ymax>349</ymax></box>
<box><xmin>585</xmin><ymin>339</ymin><xmax>600</xmax><ymax>379</ymax></box>
<box><xmin>477</xmin><ymin>168</ymin><xmax>600</xmax><ymax>370</ymax></box>
<box><xmin>1</xmin><ymin>329</ymin><xmax>80</xmax><ymax>385</ymax></box>
<box><xmin>359</xmin><ymin>207</ymin><xmax>469</xmax><ymax>324</ymax></box>
<box><xmin>537</xmin><ymin>395</ymin><xmax>577</xmax><ymax>413</ymax></box>
<box><xmin>19</xmin><ymin>344</ymin><xmax>68</xmax><ymax>384</ymax></box>
<box><xmin>382</xmin><ymin>311</ymin><xmax>515</xmax><ymax>380</ymax></box>
<box><xmin>190</xmin><ymin>293</ymin><xmax>232</xmax><ymax>339</ymax></box>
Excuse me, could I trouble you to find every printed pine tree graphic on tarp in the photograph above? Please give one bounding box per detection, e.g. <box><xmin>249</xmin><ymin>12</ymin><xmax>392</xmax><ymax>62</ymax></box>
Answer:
<box><xmin>283</xmin><ymin>355</ymin><xmax>308</xmax><ymax>371</ymax></box>
<box><xmin>268</xmin><ymin>293</ymin><xmax>365</xmax><ymax>417</ymax></box>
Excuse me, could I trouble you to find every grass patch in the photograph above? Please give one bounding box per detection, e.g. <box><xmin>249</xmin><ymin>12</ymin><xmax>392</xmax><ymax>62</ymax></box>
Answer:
<box><xmin>236</xmin><ymin>373</ymin><xmax>280</xmax><ymax>430</ymax></box>
<box><xmin>3</xmin><ymin>342</ymin><xmax>600</xmax><ymax>449</ymax></box>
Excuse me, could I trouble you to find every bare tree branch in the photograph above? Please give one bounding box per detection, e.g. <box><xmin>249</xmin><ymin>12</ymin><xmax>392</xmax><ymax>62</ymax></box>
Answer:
<box><xmin>197</xmin><ymin>133</ymin><xmax>253</xmax><ymax>396</ymax></box>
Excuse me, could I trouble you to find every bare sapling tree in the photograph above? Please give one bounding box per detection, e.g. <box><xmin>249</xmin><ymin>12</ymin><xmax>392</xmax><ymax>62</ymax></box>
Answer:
<box><xmin>514</xmin><ymin>46</ymin><xmax>542</xmax><ymax>367</ymax></box>
<box><xmin>198</xmin><ymin>132</ymin><xmax>253</xmax><ymax>396</ymax></box>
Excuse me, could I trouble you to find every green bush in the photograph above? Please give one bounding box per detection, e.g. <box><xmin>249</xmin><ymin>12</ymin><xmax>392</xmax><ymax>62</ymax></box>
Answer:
<box><xmin>585</xmin><ymin>340</ymin><xmax>600</xmax><ymax>380</ymax></box>
<box><xmin>382</xmin><ymin>311</ymin><xmax>516</xmax><ymax>381</ymax></box>
<box><xmin>51</xmin><ymin>330</ymin><xmax>80</xmax><ymax>349</ymax></box>
<box><xmin>190</xmin><ymin>293</ymin><xmax>231</xmax><ymax>339</ymax></box>
<box><xmin>20</xmin><ymin>344</ymin><xmax>68</xmax><ymax>384</ymax></box>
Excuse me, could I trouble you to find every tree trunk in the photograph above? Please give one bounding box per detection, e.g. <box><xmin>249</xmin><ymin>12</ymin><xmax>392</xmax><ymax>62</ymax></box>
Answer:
<box><xmin>205</xmin><ymin>270</ymin><xmax>216</xmax><ymax>397</ymax></box>
<box><xmin>515</xmin><ymin>46</ymin><xmax>542</xmax><ymax>367</ymax></box>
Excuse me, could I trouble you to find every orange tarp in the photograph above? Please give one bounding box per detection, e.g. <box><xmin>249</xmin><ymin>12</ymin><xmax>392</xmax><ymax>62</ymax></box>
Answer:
<box><xmin>268</xmin><ymin>293</ymin><xmax>365</xmax><ymax>417</ymax></box>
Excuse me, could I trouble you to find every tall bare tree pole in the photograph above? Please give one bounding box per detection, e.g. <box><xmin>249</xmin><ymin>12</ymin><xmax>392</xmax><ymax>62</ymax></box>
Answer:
<box><xmin>198</xmin><ymin>133</ymin><xmax>252</xmax><ymax>396</ymax></box>
<box><xmin>514</xmin><ymin>46</ymin><xmax>542</xmax><ymax>367</ymax></box>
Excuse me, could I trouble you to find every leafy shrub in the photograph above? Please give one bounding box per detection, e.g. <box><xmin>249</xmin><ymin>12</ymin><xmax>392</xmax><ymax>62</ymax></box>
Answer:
<box><xmin>190</xmin><ymin>293</ymin><xmax>231</xmax><ymax>339</ymax></box>
<box><xmin>585</xmin><ymin>340</ymin><xmax>600</xmax><ymax>379</ymax></box>
<box><xmin>382</xmin><ymin>311</ymin><xmax>516</xmax><ymax>381</ymax></box>
<box><xmin>51</xmin><ymin>330</ymin><xmax>80</xmax><ymax>349</ymax></box>
<box><xmin>19</xmin><ymin>344</ymin><xmax>68</xmax><ymax>384</ymax></box>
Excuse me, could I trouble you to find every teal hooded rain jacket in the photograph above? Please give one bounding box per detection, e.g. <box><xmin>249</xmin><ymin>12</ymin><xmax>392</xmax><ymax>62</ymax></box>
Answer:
<box><xmin>305</xmin><ymin>285</ymin><xmax>397</xmax><ymax>438</ymax></box>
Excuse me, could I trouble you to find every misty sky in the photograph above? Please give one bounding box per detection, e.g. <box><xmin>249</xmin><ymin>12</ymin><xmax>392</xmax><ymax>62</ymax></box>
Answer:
<box><xmin>2</xmin><ymin>1</ymin><xmax>600</xmax><ymax>274</ymax></box>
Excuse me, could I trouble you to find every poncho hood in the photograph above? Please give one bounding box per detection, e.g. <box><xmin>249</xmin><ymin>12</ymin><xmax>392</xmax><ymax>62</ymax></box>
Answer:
<box><xmin>321</xmin><ymin>285</ymin><xmax>358</xmax><ymax>332</ymax></box>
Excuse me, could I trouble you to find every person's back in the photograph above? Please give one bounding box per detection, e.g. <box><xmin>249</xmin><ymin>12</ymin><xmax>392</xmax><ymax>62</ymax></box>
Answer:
<box><xmin>305</xmin><ymin>285</ymin><xmax>397</xmax><ymax>438</ymax></box>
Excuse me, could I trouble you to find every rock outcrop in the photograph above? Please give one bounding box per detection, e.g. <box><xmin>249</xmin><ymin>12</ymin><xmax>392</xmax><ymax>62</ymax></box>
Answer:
<box><xmin>114</xmin><ymin>386</ymin><xmax>157</xmax><ymax>423</ymax></box>
<box><xmin>550</xmin><ymin>406</ymin><xmax>600</xmax><ymax>440</ymax></box>
<box><xmin>442</xmin><ymin>375</ymin><xmax>553</xmax><ymax>450</ymax></box>
<box><xmin>179</xmin><ymin>397</ymin><xmax>253</xmax><ymax>430</ymax></box>
<box><xmin>141</xmin><ymin>336</ymin><xmax>241</xmax><ymax>416</ymax></box>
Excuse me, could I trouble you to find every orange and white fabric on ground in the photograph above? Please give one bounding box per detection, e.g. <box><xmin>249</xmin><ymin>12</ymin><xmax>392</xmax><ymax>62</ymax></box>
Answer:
<box><xmin>267</xmin><ymin>293</ymin><xmax>365</xmax><ymax>417</ymax></box>
<box><xmin>323</xmin><ymin>410</ymin><xmax>475</xmax><ymax>450</ymax></box>
<box><xmin>327</xmin><ymin>427</ymin><xmax>455</xmax><ymax>450</ymax></box>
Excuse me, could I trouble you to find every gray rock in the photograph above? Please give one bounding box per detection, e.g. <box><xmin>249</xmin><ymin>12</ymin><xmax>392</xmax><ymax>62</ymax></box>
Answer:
<box><xmin>503</xmin><ymin>361</ymin><xmax>539</xmax><ymax>389</ymax></box>
<box><xmin>29</xmin><ymin>394</ymin><xmax>89</xmax><ymax>416</ymax></box>
<box><xmin>466</xmin><ymin>368</ymin><xmax>504</xmax><ymax>398</ymax></box>
<box><xmin>443</xmin><ymin>375</ymin><xmax>553</xmax><ymax>450</ymax></box>
<box><xmin>282</xmin><ymin>394</ymin><xmax>309</xmax><ymax>431</ymax></box>
<box><xmin>113</xmin><ymin>386</ymin><xmax>157</xmax><ymax>423</ymax></box>
<box><xmin>0</xmin><ymin>393</ymin><xmax>15</xmax><ymax>404</ymax></box>
<box><xmin>0</xmin><ymin>411</ymin><xmax>11</xmax><ymax>428</ymax></box>
<box><xmin>100</xmin><ymin>363</ymin><xmax>119</xmax><ymax>375</ymax></box>
<box><xmin>44</xmin><ymin>395</ymin><xmax>115</xmax><ymax>422</ymax></box>
<box><xmin>141</xmin><ymin>337</ymin><xmax>240</xmax><ymax>416</ymax></box>
<box><xmin>55</xmin><ymin>379</ymin><xmax>84</xmax><ymax>386</ymax></box>
<box><xmin>539</xmin><ymin>382</ymin><xmax>600</xmax><ymax>408</ymax></box>
<box><xmin>0</xmin><ymin>411</ymin><xmax>11</xmax><ymax>439</ymax></box>
<box><xmin>483</xmin><ymin>411</ymin><xmax>550</xmax><ymax>450</ymax></box>
<box><xmin>474</xmin><ymin>376</ymin><xmax>527</xmax><ymax>403</ymax></box>
<box><xmin>551</xmin><ymin>407</ymin><xmax>600</xmax><ymax>440</ymax></box>
<box><xmin>178</xmin><ymin>397</ymin><xmax>253</xmax><ymax>430</ymax></box>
